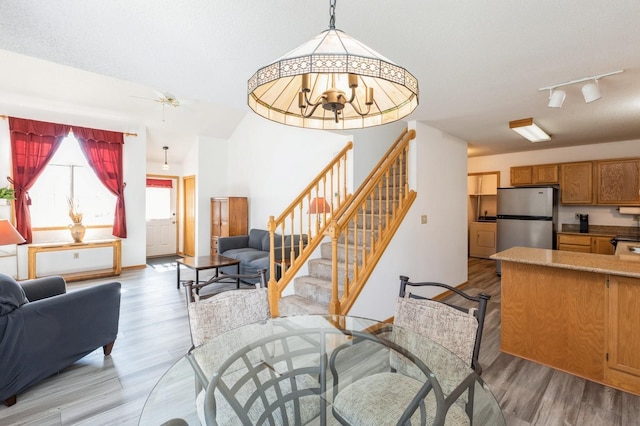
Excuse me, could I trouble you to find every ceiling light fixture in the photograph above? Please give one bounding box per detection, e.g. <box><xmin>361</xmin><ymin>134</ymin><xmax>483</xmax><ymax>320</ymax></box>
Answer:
<box><xmin>162</xmin><ymin>146</ymin><xmax>169</xmax><ymax>170</ymax></box>
<box><xmin>547</xmin><ymin>89</ymin><xmax>566</xmax><ymax>108</ymax></box>
<box><xmin>247</xmin><ymin>0</ymin><xmax>419</xmax><ymax>130</ymax></box>
<box><xmin>538</xmin><ymin>69</ymin><xmax>623</xmax><ymax>108</ymax></box>
<box><xmin>581</xmin><ymin>81</ymin><xmax>601</xmax><ymax>103</ymax></box>
<box><xmin>509</xmin><ymin>118</ymin><xmax>551</xmax><ymax>143</ymax></box>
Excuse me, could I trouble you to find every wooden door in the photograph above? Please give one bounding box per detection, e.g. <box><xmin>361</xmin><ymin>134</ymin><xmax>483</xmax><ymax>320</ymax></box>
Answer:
<box><xmin>183</xmin><ymin>175</ymin><xmax>196</xmax><ymax>257</ymax></box>
<box><xmin>606</xmin><ymin>275</ymin><xmax>640</xmax><ymax>394</ymax></box>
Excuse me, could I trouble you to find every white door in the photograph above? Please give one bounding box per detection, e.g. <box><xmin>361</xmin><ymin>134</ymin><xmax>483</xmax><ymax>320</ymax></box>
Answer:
<box><xmin>146</xmin><ymin>178</ymin><xmax>177</xmax><ymax>257</ymax></box>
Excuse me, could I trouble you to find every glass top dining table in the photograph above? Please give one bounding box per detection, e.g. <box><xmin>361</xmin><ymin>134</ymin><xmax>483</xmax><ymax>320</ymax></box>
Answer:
<box><xmin>139</xmin><ymin>315</ymin><xmax>504</xmax><ymax>425</ymax></box>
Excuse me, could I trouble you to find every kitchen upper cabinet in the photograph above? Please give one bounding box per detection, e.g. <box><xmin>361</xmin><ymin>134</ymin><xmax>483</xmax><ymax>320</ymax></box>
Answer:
<box><xmin>560</xmin><ymin>161</ymin><xmax>594</xmax><ymax>205</ymax></box>
<box><xmin>532</xmin><ymin>164</ymin><xmax>559</xmax><ymax>184</ymax></box>
<box><xmin>595</xmin><ymin>159</ymin><xmax>640</xmax><ymax>205</ymax></box>
<box><xmin>606</xmin><ymin>275</ymin><xmax>640</xmax><ymax>394</ymax></box>
<box><xmin>510</xmin><ymin>166</ymin><xmax>533</xmax><ymax>186</ymax></box>
<box><xmin>510</xmin><ymin>164</ymin><xmax>559</xmax><ymax>186</ymax></box>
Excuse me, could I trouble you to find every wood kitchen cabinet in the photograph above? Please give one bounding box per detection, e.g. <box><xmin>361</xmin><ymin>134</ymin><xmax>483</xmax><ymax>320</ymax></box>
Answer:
<box><xmin>510</xmin><ymin>164</ymin><xmax>558</xmax><ymax>186</ymax></box>
<box><xmin>593</xmin><ymin>236</ymin><xmax>615</xmax><ymax>255</ymax></box>
<box><xmin>469</xmin><ymin>222</ymin><xmax>497</xmax><ymax>258</ymax></box>
<box><xmin>497</xmin><ymin>252</ymin><xmax>640</xmax><ymax>396</ymax></box>
<box><xmin>595</xmin><ymin>159</ymin><xmax>640</xmax><ymax>205</ymax></box>
<box><xmin>560</xmin><ymin>161</ymin><xmax>594</xmax><ymax>204</ymax></box>
<box><xmin>510</xmin><ymin>166</ymin><xmax>533</xmax><ymax>186</ymax></box>
<box><xmin>557</xmin><ymin>233</ymin><xmax>614</xmax><ymax>254</ymax></box>
<box><xmin>210</xmin><ymin>197</ymin><xmax>248</xmax><ymax>256</ymax></box>
<box><xmin>532</xmin><ymin>164</ymin><xmax>559</xmax><ymax>184</ymax></box>
<box><xmin>606</xmin><ymin>275</ymin><xmax>640</xmax><ymax>393</ymax></box>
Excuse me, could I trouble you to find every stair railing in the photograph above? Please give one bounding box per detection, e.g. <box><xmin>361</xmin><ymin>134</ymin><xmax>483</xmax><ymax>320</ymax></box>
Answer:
<box><xmin>267</xmin><ymin>142</ymin><xmax>353</xmax><ymax>315</ymax></box>
<box><xmin>327</xmin><ymin>128</ymin><xmax>417</xmax><ymax>315</ymax></box>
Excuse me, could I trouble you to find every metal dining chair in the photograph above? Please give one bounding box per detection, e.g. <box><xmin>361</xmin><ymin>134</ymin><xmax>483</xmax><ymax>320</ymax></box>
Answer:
<box><xmin>331</xmin><ymin>276</ymin><xmax>491</xmax><ymax>425</ymax></box>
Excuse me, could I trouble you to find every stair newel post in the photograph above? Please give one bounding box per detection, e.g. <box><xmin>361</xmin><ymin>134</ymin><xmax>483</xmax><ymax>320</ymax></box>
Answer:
<box><xmin>327</xmin><ymin>219</ymin><xmax>341</xmax><ymax>315</ymax></box>
<box><xmin>267</xmin><ymin>216</ymin><xmax>279</xmax><ymax>317</ymax></box>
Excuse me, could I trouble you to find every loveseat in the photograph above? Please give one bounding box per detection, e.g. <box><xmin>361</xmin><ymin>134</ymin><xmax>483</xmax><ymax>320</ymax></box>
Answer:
<box><xmin>218</xmin><ymin>229</ymin><xmax>307</xmax><ymax>284</ymax></box>
<box><xmin>0</xmin><ymin>273</ymin><xmax>121</xmax><ymax>406</ymax></box>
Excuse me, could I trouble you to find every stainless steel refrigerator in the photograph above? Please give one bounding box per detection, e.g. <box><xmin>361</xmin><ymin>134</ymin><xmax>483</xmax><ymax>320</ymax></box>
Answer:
<box><xmin>496</xmin><ymin>186</ymin><xmax>558</xmax><ymax>275</ymax></box>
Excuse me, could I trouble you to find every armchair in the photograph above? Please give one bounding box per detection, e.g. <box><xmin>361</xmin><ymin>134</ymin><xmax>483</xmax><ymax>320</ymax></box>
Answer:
<box><xmin>0</xmin><ymin>273</ymin><xmax>121</xmax><ymax>406</ymax></box>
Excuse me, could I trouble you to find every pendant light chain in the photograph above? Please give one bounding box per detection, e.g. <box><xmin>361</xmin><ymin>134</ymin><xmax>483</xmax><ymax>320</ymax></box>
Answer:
<box><xmin>329</xmin><ymin>0</ymin><xmax>336</xmax><ymax>29</ymax></box>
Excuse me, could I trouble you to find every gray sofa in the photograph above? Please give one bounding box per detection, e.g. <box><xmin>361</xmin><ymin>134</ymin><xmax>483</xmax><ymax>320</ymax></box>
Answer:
<box><xmin>0</xmin><ymin>273</ymin><xmax>121</xmax><ymax>406</ymax></box>
<box><xmin>218</xmin><ymin>229</ymin><xmax>307</xmax><ymax>284</ymax></box>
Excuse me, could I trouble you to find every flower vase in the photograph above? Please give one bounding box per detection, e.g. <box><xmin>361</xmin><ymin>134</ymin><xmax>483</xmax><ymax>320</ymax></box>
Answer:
<box><xmin>69</xmin><ymin>223</ymin><xmax>86</xmax><ymax>243</ymax></box>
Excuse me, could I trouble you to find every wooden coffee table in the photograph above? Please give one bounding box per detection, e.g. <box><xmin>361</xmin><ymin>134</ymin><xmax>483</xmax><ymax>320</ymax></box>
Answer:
<box><xmin>176</xmin><ymin>255</ymin><xmax>240</xmax><ymax>289</ymax></box>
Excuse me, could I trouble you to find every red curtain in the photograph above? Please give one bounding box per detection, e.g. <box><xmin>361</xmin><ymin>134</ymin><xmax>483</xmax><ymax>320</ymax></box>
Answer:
<box><xmin>146</xmin><ymin>178</ymin><xmax>173</xmax><ymax>188</ymax></box>
<box><xmin>74</xmin><ymin>127</ymin><xmax>127</xmax><ymax>238</ymax></box>
<box><xmin>9</xmin><ymin>117</ymin><xmax>69</xmax><ymax>243</ymax></box>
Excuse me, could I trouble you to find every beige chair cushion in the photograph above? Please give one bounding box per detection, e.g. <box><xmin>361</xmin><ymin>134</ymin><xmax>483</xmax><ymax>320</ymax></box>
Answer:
<box><xmin>332</xmin><ymin>372</ymin><xmax>469</xmax><ymax>425</ymax></box>
<box><xmin>187</xmin><ymin>287</ymin><xmax>270</xmax><ymax>347</ymax></box>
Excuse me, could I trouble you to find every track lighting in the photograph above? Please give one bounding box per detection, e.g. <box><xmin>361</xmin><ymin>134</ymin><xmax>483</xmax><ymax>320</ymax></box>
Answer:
<box><xmin>581</xmin><ymin>81</ymin><xmax>601</xmax><ymax>103</ymax></box>
<box><xmin>547</xmin><ymin>89</ymin><xmax>566</xmax><ymax>108</ymax></box>
<box><xmin>538</xmin><ymin>69</ymin><xmax>622</xmax><ymax>108</ymax></box>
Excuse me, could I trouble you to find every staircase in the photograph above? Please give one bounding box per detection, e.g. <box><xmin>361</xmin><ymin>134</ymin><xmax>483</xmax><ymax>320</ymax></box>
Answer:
<box><xmin>267</xmin><ymin>128</ymin><xmax>417</xmax><ymax>316</ymax></box>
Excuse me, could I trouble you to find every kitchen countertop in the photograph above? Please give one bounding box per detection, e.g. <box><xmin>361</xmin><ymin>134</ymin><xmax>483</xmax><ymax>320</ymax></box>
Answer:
<box><xmin>491</xmin><ymin>246</ymin><xmax>640</xmax><ymax>278</ymax></box>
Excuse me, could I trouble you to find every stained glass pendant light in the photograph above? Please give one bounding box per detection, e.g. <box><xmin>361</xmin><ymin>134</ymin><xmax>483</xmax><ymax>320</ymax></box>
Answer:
<box><xmin>247</xmin><ymin>0</ymin><xmax>419</xmax><ymax>130</ymax></box>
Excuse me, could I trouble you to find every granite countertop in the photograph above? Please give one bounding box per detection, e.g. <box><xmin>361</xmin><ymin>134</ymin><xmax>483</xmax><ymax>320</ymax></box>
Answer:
<box><xmin>491</xmin><ymin>246</ymin><xmax>640</xmax><ymax>279</ymax></box>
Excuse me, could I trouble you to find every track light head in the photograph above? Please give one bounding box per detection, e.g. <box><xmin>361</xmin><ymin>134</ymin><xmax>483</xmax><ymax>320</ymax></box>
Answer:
<box><xmin>582</xmin><ymin>80</ymin><xmax>601</xmax><ymax>103</ymax></box>
<box><xmin>548</xmin><ymin>89</ymin><xmax>566</xmax><ymax>108</ymax></box>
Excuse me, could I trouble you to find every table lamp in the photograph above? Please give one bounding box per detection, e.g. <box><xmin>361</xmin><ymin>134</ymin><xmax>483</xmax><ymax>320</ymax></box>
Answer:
<box><xmin>309</xmin><ymin>197</ymin><xmax>331</xmax><ymax>226</ymax></box>
<box><xmin>0</xmin><ymin>219</ymin><xmax>26</xmax><ymax>279</ymax></box>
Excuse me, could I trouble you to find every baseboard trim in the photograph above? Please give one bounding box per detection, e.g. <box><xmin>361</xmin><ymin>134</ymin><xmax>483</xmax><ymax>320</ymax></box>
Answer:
<box><xmin>123</xmin><ymin>264</ymin><xmax>147</xmax><ymax>271</ymax></box>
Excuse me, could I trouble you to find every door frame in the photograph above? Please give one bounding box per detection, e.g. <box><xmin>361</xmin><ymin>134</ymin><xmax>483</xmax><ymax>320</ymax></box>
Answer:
<box><xmin>183</xmin><ymin>175</ymin><xmax>196</xmax><ymax>257</ymax></box>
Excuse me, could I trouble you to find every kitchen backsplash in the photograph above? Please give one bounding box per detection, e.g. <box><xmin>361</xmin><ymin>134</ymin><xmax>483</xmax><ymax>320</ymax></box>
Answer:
<box><xmin>561</xmin><ymin>223</ymin><xmax>640</xmax><ymax>238</ymax></box>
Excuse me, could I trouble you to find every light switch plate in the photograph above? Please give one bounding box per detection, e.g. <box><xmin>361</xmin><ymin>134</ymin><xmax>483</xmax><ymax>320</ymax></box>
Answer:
<box><xmin>421</xmin><ymin>215</ymin><xmax>427</xmax><ymax>224</ymax></box>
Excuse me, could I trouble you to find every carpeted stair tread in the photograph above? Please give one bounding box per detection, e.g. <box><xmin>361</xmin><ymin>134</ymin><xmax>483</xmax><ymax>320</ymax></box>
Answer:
<box><xmin>279</xmin><ymin>295</ymin><xmax>328</xmax><ymax>316</ymax></box>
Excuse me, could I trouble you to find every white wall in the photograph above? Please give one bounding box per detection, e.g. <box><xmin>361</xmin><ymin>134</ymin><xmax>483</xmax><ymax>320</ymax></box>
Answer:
<box><xmin>351</xmin><ymin>121</ymin><xmax>469</xmax><ymax>320</ymax></box>
<box><xmin>468</xmin><ymin>139</ymin><xmax>640</xmax><ymax>229</ymax></box>
<box><xmin>225</xmin><ymin>113</ymin><xmax>351</xmax><ymax>229</ymax></box>
<box><xmin>350</xmin><ymin>121</ymin><xmax>408</xmax><ymax>187</ymax></box>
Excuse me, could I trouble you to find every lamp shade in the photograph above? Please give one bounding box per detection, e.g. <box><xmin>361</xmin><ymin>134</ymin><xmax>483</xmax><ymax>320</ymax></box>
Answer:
<box><xmin>309</xmin><ymin>197</ymin><xmax>331</xmax><ymax>214</ymax></box>
<box><xmin>582</xmin><ymin>82</ymin><xmax>601</xmax><ymax>103</ymax></box>
<box><xmin>0</xmin><ymin>220</ymin><xmax>26</xmax><ymax>245</ymax></box>
<box><xmin>248</xmin><ymin>25</ymin><xmax>418</xmax><ymax>129</ymax></box>
<box><xmin>548</xmin><ymin>89</ymin><xmax>566</xmax><ymax>108</ymax></box>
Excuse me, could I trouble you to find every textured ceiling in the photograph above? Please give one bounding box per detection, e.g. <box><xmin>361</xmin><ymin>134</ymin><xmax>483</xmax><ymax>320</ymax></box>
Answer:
<box><xmin>1</xmin><ymin>0</ymin><xmax>640</xmax><ymax>163</ymax></box>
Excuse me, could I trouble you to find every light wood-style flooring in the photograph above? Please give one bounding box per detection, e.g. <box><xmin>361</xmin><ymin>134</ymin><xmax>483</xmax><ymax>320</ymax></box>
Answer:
<box><xmin>1</xmin><ymin>258</ymin><xmax>639</xmax><ymax>425</ymax></box>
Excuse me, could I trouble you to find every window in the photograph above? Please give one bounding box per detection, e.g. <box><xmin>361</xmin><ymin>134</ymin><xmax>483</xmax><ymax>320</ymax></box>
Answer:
<box><xmin>29</xmin><ymin>135</ymin><xmax>116</xmax><ymax>227</ymax></box>
<box><xmin>146</xmin><ymin>187</ymin><xmax>171</xmax><ymax>220</ymax></box>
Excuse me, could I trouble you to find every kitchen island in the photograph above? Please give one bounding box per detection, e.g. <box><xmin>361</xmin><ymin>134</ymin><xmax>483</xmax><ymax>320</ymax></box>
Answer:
<box><xmin>492</xmin><ymin>246</ymin><xmax>640</xmax><ymax>396</ymax></box>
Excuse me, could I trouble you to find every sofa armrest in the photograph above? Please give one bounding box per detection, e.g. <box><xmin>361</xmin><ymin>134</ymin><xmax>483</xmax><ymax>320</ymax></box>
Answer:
<box><xmin>218</xmin><ymin>235</ymin><xmax>249</xmax><ymax>254</ymax></box>
<box><xmin>20</xmin><ymin>282</ymin><xmax>121</xmax><ymax>363</ymax></box>
<box><xmin>20</xmin><ymin>276</ymin><xmax>67</xmax><ymax>302</ymax></box>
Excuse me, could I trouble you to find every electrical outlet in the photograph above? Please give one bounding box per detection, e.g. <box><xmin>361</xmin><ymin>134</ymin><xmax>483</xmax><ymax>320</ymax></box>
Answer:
<box><xmin>73</xmin><ymin>252</ymin><xmax>79</xmax><ymax>259</ymax></box>
<box><xmin>421</xmin><ymin>215</ymin><xmax>427</xmax><ymax>224</ymax></box>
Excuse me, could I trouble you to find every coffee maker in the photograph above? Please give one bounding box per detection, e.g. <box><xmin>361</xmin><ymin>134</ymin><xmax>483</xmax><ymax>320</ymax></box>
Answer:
<box><xmin>578</xmin><ymin>214</ymin><xmax>589</xmax><ymax>233</ymax></box>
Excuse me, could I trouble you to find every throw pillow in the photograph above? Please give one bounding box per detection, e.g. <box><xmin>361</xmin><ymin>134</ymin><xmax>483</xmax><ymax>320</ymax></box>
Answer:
<box><xmin>0</xmin><ymin>273</ymin><xmax>28</xmax><ymax>316</ymax></box>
